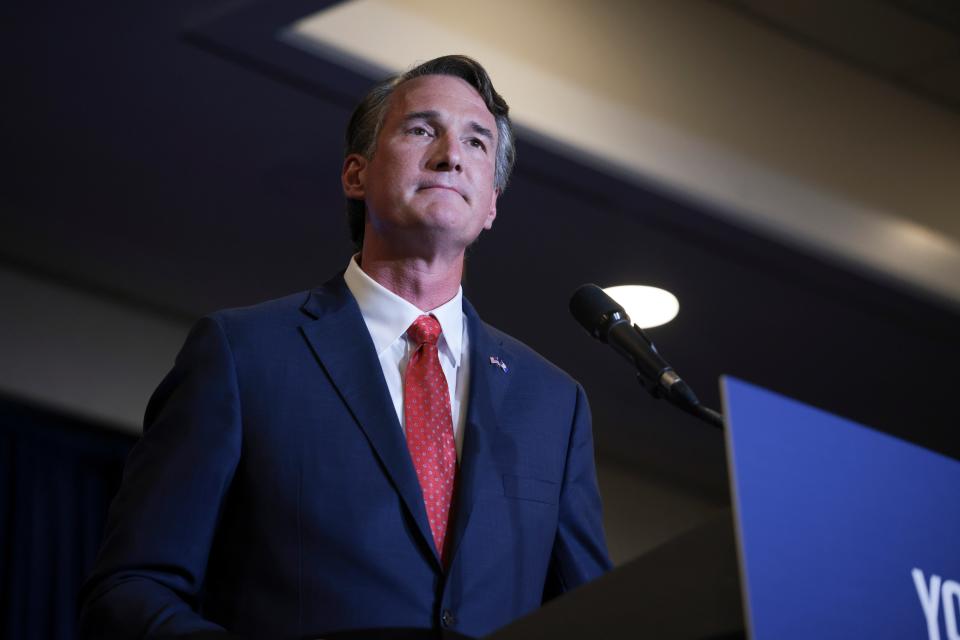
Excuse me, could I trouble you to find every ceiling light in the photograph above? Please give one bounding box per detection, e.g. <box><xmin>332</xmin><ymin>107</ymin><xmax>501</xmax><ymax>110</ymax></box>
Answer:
<box><xmin>603</xmin><ymin>285</ymin><xmax>679</xmax><ymax>329</ymax></box>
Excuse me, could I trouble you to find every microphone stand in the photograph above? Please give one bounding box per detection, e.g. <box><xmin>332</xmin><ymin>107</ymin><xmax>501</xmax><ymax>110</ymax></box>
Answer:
<box><xmin>643</xmin><ymin>370</ymin><xmax>725</xmax><ymax>430</ymax></box>
<box><xmin>692</xmin><ymin>404</ymin><xmax>724</xmax><ymax>429</ymax></box>
<box><xmin>631</xmin><ymin>325</ymin><xmax>724</xmax><ymax>430</ymax></box>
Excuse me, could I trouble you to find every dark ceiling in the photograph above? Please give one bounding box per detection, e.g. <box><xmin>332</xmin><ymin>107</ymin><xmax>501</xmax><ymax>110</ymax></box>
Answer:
<box><xmin>2</xmin><ymin>0</ymin><xmax>958</xmax><ymax>503</ymax></box>
<box><xmin>722</xmin><ymin>0</ymin><xmax>960</xmax><ymax>112</ymax></box>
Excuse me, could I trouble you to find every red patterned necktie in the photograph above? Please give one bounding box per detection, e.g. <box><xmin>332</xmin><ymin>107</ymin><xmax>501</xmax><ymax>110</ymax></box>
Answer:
<box><xmin>404</xmin><ymin>314</ymin><xmax>457</xmax><ymax>564</ymax></box>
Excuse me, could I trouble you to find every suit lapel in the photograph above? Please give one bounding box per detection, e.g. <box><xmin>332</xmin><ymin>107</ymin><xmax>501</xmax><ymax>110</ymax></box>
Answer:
<box><xmin>299</xmin><ymin>275</ymin><xmax>438</xmax><ymax>566</ymax></box>
<box><xmin>446</xmin><ymin>298</ymin><xmax>511</xmax><ymax>569</ymax></box>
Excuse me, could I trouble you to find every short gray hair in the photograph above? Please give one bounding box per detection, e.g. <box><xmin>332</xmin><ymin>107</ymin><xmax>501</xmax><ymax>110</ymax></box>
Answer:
<box><xmin>344</xmin><ymin>55</ymin><xmax>516</xmax><ymax>250</ymax></box>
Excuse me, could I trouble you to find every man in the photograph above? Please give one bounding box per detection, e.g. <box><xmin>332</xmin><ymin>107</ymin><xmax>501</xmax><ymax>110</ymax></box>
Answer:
<box><xmin>80</xmin><ymin>55</ymin><xmax>610</xmax><ymax>639</ymax></box>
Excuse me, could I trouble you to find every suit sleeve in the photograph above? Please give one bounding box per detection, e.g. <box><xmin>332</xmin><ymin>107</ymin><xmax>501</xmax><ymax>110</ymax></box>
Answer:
<box><xmin>544</xmin><ymin>383</ymin><xmax>613</xmax><ymax>599</ymax></box>
<box><xmin>79</xmin><ymin>316</ymin><xmax>242</xmax><ymax>639</ymax></box>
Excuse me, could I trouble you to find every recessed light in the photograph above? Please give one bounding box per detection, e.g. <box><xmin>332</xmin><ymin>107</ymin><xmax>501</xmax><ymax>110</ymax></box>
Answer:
<box><xmin>603</xmin><ymin>285</ymin><xmax>679</xmax><ymax>329</ymax></box>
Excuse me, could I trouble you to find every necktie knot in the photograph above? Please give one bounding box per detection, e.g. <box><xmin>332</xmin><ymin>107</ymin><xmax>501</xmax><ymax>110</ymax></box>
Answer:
<box><xmin>407</xmin><ymin>314</ymin><xmax>442</xmax><ymax>347</ymax></box>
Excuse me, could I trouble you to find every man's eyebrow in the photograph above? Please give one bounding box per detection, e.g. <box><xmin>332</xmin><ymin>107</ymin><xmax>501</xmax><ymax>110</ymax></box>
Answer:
<box><xmin>402</xmin><ymin>110</ymin><xmax>440</xmax><ymax>123</ymax></box>
<box><xmin>469</xmin><ymin>121</ymin><xmax>494</xmax><ymax>141</ymax></box>
<box><xmin>402</xmin><ymin>111</ymin><xmax>494</xmax><ymax>141</ymax></box>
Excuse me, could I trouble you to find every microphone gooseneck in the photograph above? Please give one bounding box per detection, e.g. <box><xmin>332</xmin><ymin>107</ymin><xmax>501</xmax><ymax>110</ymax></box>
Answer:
<box><xmin>569</xmin><ymin>284</ymin><xmax>723</xmax><ymax>429</ymax></box>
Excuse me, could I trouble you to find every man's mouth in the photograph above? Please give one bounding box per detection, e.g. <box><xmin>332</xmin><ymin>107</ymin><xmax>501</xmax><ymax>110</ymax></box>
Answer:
<box><xmin>418</xmin><ymin>184</ymin><xmax>467</xmax><ymax>201</ymax></box>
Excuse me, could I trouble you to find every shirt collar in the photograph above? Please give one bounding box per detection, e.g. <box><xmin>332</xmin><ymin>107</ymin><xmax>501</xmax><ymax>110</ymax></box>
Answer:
<box><xmin>343</xmin><ymin>254</ymin><xmax>464</xmax><ymax>366</ymax></box>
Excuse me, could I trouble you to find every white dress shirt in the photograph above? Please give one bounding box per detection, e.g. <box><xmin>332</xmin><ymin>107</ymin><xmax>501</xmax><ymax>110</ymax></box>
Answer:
<box><xmin>343</xmin><ymin>255</ymin><xmax>469</xmax><ymax>459</ymax></box>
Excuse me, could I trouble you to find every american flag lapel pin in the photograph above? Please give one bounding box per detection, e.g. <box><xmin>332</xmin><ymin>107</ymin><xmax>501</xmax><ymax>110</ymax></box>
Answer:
<box><xmin>489</xmin><ymin>356</ymin><xmax>508</xmax><ymax>373</ymax></box>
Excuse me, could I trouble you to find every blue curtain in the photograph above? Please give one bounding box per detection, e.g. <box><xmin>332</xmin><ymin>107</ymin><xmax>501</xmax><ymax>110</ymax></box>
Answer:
<box><xmin>0</xmin><ymin>397</ymin><xmax>134</xmax><ymax>640</ymax></box>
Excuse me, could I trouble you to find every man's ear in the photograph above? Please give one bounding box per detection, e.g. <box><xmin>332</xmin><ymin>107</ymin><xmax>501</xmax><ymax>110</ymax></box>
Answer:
<box><xmin>342</xmin><ymin>154</ymin><xmax>367</xmax><ymax>200</ymax></box>
<box><xmin>483</xmin><ymin>188</ymin><xmax>499</xmax><ymax>231</ymax></box>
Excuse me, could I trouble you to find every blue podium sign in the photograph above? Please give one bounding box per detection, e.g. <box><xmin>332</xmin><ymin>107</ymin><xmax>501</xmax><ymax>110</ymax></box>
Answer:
<box><xmin>722</xmin><ymin>377</ymin><xmax>960</xmax><ymax>640</ymax></box>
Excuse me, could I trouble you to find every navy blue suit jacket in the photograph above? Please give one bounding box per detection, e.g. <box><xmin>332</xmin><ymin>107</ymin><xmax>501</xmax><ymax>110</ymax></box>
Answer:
<box><xmin>80</xmin><ymin>275</ymin><xmax>611</xmax><ymax>639</ymax></box>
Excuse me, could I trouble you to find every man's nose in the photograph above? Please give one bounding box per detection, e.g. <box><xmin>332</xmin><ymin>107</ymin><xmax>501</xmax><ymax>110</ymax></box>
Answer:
<box><xmin>428</xmin><ymin>133</ymin><xmax>462</xmax><ymax>172</ymax></box>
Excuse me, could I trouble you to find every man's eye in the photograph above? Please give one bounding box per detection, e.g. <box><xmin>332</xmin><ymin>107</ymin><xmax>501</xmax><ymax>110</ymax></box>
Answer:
<box><xmin>468</xmin><ymin>138</ymin><xmax>486</xmax><ymax>151</ymax></box>
<box><xmin>409</xmin><ymin>126</ymin><xmax>430</xmax><ymax>136</ymax></box>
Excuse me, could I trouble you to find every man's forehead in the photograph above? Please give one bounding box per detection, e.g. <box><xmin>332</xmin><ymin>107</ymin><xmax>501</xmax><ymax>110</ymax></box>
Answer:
<box><xmin>389</xmin><ymin>75</ymin><xmax>494</xmax><ymax>124</ymax></box>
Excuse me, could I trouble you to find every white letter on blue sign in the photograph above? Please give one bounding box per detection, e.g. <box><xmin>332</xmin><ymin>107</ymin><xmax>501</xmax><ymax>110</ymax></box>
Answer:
<box><xmin>943</xmin><ymin>579</ymin><xmax>960</xmax><ymax>640</ymax></box>
<box><xmin>914</xmin><ymin>568</ymin><xmax>943</xmax><ymax>640</ymax></box>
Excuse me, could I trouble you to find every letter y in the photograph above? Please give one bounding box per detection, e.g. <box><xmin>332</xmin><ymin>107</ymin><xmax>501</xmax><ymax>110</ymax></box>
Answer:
<box><xmin>914</xmin><ymin>568</ymin><xmax>943</xmax><ymax>640</ymax></box>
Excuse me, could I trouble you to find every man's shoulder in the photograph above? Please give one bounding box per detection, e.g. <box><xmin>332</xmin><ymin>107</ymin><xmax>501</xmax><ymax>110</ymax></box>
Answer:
<box><xmin>207</xmin><ymin>289</ymin><xmax>313</xmax><ymax>331</ymax></box>
<box><xmin>202</xmin><ymin>272</ymin><xmax>347</xmax><ymax>329</ymax></box>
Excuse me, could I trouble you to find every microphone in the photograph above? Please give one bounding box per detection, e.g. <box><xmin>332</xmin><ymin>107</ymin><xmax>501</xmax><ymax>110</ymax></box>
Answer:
<box><xmin>569</xmin><ymin>284</ymin><xmax>723</xmax><ymax>428</ymax></box>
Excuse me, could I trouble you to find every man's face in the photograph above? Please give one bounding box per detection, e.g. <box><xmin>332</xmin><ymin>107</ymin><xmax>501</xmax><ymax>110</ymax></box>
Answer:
<box><xmin>343</xmin><ymin>74</ymin><xmax>499</xmax><ymax>256</ymax></box>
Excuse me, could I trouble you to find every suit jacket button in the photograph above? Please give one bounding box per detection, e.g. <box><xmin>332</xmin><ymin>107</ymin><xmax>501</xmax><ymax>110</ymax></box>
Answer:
<box><xmin>441</xmin><ymin>609</ymin><xmax>456</xmax><ymax>627</ymax></box>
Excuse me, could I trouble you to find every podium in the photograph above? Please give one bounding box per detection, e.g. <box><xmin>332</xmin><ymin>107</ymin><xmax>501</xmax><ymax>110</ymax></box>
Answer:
<box><xmin>487</xmin><ymin>510</ymin><xmax>745</xmax><ymax>639</ymax></box>
<box><xmin>488</xmin><ymin>377</ymin><xmax>960</xmax><ymax>639</ymax></box>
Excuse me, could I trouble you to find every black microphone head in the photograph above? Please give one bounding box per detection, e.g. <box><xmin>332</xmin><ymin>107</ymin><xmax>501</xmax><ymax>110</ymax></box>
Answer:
<box><xmin>569</xmin><ymin>284</ymin><xmax>630</xmax><ymax>342</ymax></box>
